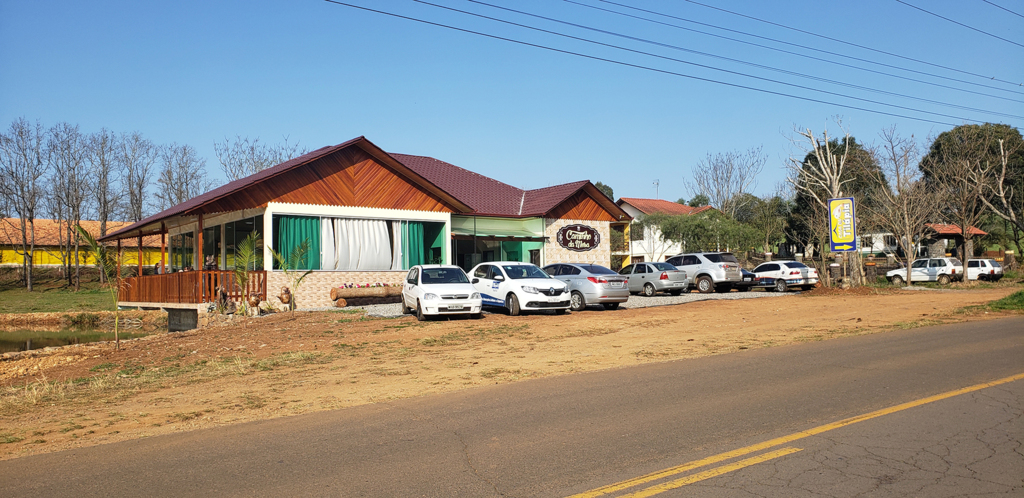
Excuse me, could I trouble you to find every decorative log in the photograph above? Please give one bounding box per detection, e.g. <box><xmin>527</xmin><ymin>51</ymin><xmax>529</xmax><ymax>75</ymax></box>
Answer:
<box><xmin>333</xmin><ymin>298</ymin><xmax>348</xmax><ymax>308</ymax></box>
<box><xmin>329</xmin><ymin>286</ymin><xmax>402</xmax><ymax>300</ymax></box>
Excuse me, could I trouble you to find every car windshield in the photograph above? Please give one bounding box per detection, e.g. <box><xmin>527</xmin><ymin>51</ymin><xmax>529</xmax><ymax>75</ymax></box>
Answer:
<box><xmin>992</xmin><ymin>261</ymin><xmax>1002</xmax><ymax>268</ymax></box>
<box><xmin>651</xmin><ymin>262</ymin><xmax>676</xmax><ymax>271</ymax></box>
<box><xmin>784</xmin><ymin>262</ymin><xmax>808</xmax><ymax>269</ymax></box>
<box><xmin>502</xmin><ymin>264</ymin><xmax>550</xmax><ymax>279</ymax></box>
<box><xmin>704</xmin><ymin>253</ymin><xmax>739</xmax><ymax>264</ymax></box>
<box><xmin>421</xmin><ymin>268</ymin><xmax>469</xmax><ymax>284</ymax></box>
<box><xmin>579</xmin><ymin>264</ymin><xmax>617</xmax><ymax>275</ymax></box>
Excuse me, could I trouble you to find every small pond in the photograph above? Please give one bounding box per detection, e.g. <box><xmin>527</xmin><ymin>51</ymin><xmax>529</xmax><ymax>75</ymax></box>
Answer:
<box><xmin>1</xmin><ymin>328</ymin><xmax>155</xmax><ymax>353</ymax></box>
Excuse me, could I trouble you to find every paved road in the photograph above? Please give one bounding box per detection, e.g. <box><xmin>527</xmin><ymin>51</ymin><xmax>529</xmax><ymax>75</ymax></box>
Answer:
<box><xmin>3</xmin><ymin>317</ymin><xmax>1022</xmax><ymax>497</ymax></box>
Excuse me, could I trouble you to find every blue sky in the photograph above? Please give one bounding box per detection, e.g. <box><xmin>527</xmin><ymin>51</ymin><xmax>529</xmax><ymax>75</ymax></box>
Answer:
<box><xmin>2</xmin><ymin>0</ymin><xmax>1022</xmax><ymax>208</ymax></box>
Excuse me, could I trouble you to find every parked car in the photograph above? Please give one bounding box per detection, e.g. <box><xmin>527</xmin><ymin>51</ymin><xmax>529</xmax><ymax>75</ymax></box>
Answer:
<box><xmin>966</xmin><ymin>259</ymin><xmax>1004</xmax><ymax>281</ymax></box>
<box><xmin>401</xmin><ymin>265</ymin><xmax>483</xmax><ymax>321</ymax></box>
<box><xmin>733</xmin><ymin>269</ymin><xmax>758</xmax><ymax>292</ymax></box>
<box><xmin>665</xmin><ymin>252</ymin><xmax>742</xmax><ymax>293</ymax></box>
<box><xmin>469</xmin><ymin>261</ymin><xmax>569</xmax><ymax>316</ymax></box>
<box><xmin>543</xmin><ymin>263</ymin><xmax>629</xmax><ymax>311</ymax></box>
<box><xmin>618</xmin><ymin>262</ymin><xmax>689</xmax><ymax>296</ymax></box>
<box><xmin>751</xmin><ymin>260</ymin><xmax>820</xmax><ymax>292</ymax></box>
<box><xmin>886</xmin><ymin>257</ymin><xmax>964</xmax><ymax>285</ymax></box>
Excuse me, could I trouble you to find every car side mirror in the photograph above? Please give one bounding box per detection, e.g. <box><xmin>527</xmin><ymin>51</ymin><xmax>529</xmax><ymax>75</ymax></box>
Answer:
<box><xmin>494</xmin><ymin>275</ymin><xmax>505</xmax><ymax>281</ymax></box>
<box><xmin>472</xmin><ymin>278</ymin><xmax>479</xmax><ymax>284</ymax></box>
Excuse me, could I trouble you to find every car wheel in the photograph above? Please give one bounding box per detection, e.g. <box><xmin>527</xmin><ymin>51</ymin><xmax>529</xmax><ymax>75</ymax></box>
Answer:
<box><xmin>669</xmin><ymin>290</ymin><xmax>682</xmax><ymax>296</ymax></box>
<box><xmin>401</xmin><ymin>296</ymin><xmax>412</xmax><ymax>314</ymax></box>
<box><xmin>937</xmin><ymin>274</ymin><xmax>951</xmax><ymax>285</ymax></box>
<box><xmin>555</xmin><ymin>309</ymin><xmax>567</xmax><ymax>315</ymax></box>
<box><xmin>891</xmin><ymin>275</ymin><xmax>904</xmax><ymax>286</ymax></box>
<box><xmin>774</xmin><ymin>279</ymin><xmax>788</xmax><ymax>293</ymax></box>
<box><xmin>643</xmin><ymin>283</ymin><xmax>656</xmax><ymax>297</ymax></box>
<box><xmin>696</xmin><ymin>276</ymin><xmax>714</xmax><ymax>294</ymax></box>
<box><xmin>471</xmin><ymin>313</ymin><xmax>483</xmax><ymax>319</ymax></box>
<box><xmin>507</xmin><ymin>294</ymin><xmax>521</xmax><ymax>316</ymax></box>
<box><xmin>603</xmin><ymin>303</ymin><xmax>619</xmax><ymax>310</ymax></box>
<box><xmin>570</xmin><ymin>291</ymin><xmax>586</xmax><ymax>312</ymax></box>
<box><xmin>416</xmin><ymin>300</ymin><xmax>428</xmax><ymax>321</ymax></box>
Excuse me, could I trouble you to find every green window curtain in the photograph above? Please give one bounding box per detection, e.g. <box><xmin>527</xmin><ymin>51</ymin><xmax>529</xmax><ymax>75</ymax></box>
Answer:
<box><xmin>402</xmin><ymin>221</ymin><xmax>425</xmax><ymax>268</ymax></box>
<box><xmin>424</xmin><ymin>222</ymin><xmax>445</xmax><ymax>265</ymax></box>
<box><xmin>274</xmin><ymin>215</ymin><xmax>321</xmax><ymax>270</ymax></box>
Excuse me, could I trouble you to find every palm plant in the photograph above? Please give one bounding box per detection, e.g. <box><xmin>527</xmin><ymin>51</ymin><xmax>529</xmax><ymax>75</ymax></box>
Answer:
<box><xmin>76</xmin><ymin>225</ymin><xmax>125</xmax><ymax>350</ymax></box>
<box><xmin>233</xmin><ymin>231</ymin><xmax>263</xmax><ymax>316</ymax></box>
<box><xmin>268</xmin><ymin>238</ymin><xmax>313</xmax><ymax>312</ymax></box>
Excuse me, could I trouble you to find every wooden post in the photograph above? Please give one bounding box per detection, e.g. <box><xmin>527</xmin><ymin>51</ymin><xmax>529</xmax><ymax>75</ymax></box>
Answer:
<box><xmin>116</xmin><ymin>239</ymin><xmax>121</xmax><ymax>292</ymax></box>
<box><xmin>197</xmin><ymin>214</ymin><xmax>204</xmax><ymax>301</ymax></box>
<box><xmin>160</xmin><ymin>222</ymin><xmax>166</xmax><ymax>274</ymax></box>
<box><xmin>137</xmin><ymin>235</ymin><xmax>143</xmax><ymax>277</ymax></box>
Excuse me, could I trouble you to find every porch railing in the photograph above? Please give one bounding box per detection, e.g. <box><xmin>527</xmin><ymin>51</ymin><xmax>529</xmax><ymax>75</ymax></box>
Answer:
<box><xmin>118</xmin><ymin>271</ymin><xmax>268</xmax><ymax>305</ymax></box>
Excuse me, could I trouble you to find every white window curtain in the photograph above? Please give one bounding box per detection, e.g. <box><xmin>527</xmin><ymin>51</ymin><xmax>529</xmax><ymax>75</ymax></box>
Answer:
<box><xmin>391</xmin><ymin>221</ymin><xmax>403</xmax><ymax>270</ymax></box>
<box><xmin>320</xmin><ymin>218</ymin><xmax>393</xmax><ymax>270</ymax></box>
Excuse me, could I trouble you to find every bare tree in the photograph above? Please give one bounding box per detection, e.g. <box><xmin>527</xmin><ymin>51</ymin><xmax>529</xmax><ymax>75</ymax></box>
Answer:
<box><xmin>687</xmin><ymin>146</ymin><xmax>766</xmax><ymax>219</ymax></box>
<box><xmin>0</xmin><ymin>118</ymin><xmax>48</xmax><ymax>291</ymax></box>
<box><xmin>865</xmin><ymin>127</ymin><xmax>936</xmax><ymax>286</ymax></box>
<box><xmin>88</xmin><ymin>128</ymin><xmax>119</xmax><ymax>238</ymax></box>
<box><xmin>978</xmin><ymin>139</ymin><xmax>1024</xmax><ymax>236</ymax></box>
<box><xmin>920</xmin><ymin>127</ymin><xmax>989</xmax><ymax>262</ymax></box>
<box><xmin>119</xmin><ymin>131</ymin><xmax>156</xmax><ymax>222</ymax></box>
<box><xmin>215</xmin><ymin>136</ymin><xmax>305</xmax><ymax>182</ymax></box>
<box><xmin>47</xmin><ymin>122</ymin><xmax>91</xmax><ymax>290</ymax></box>
<box><xmin>155</xmin><ymin>143</ymin><xmax>214</xmax><ymax>210</ymax></box>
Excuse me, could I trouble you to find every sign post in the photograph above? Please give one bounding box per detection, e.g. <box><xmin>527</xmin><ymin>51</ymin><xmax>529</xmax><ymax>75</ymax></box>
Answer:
<box><xmin>828</xmin><ymin>197</ymin><xmax>857</xmax><ymax>253</ymax></box>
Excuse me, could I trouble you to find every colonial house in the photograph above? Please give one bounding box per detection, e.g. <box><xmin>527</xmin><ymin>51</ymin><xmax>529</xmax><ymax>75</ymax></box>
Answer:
<box><xmin>100</xmin><ymin>136</ymin><xmax>631</xmax><ymax>327</ymax></box>
<box><xmin>614</xmin><ymin>198</ymin><xmax>714</xmax><ymax>264</ymax></box>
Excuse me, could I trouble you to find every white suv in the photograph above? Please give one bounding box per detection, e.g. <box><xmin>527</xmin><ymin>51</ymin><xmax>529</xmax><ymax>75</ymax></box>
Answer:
<box><xmin>469</xmin><ymin>262</ymin><xmax>569</xmax><ymax>316</ymax></box>
<box><xmin>886</xmin><ymin>257</ymin><xmax>964</xmax><ymax>285</ymax></box>
<box><xmin>665</xmin><ymin>252</ymin><xmax>742</xmax><ymax>293</ymax></box>
<box><xmin>966</xmin><ymin>259</ymin><xmax>1004</xmax><ymax>281</ymax></box>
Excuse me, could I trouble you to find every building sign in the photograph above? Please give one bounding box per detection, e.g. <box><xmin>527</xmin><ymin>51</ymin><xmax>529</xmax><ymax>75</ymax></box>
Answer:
<box><xmin>828</xmin><ymin>197</ymin><xmax>857</xmax><ymax>252</ymax></box>
<box><xmin>556</xmin><ymin>224</ymin><xmax>601</xmax><ymax>252</ymax></box>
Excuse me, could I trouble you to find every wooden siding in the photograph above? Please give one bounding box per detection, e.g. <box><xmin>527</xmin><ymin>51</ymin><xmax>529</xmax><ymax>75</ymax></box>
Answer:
<box><xmin>119</xmin><ymin>271</ymin><xmax>267</xmax><ymax>304</ymax></box>
<box><xmin>547</xmin><ymin>191</ymin><xmax>618</xmax><ymax>222</ymax></box>
<box><xmin>199</xmin><ymin>147</ymin><xmax>458</xmax><ymax>214</ymax></box>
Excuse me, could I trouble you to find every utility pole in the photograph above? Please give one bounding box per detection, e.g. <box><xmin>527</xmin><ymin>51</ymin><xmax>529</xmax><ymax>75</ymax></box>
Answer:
<box><xmin>653</xmin><ymin>179</ymin><xmax>660</xmax><ymax>199</ymax></box>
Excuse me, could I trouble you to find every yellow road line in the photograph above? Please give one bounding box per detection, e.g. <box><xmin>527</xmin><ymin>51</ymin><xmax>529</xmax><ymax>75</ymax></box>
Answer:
<box><xmin>619</xmin><ymin>447</ymin><xmax>803</xmax><ymax>498</ymax></box>
<box><xmin>567</xmin><ymin>372</ymin><xmax>1024</xmax><ymax>498</ymax></box>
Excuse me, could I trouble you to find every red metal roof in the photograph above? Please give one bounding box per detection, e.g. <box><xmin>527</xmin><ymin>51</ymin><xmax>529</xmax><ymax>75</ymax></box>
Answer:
<box><xmin>617</xmin><ymin>198</ymin><xmax>714</xmax><ymax>216</ymax></box>
<box><xmin>926</xmin><ymin>223</ymin><xmax>987</xmax><ymax>236</ymax></box>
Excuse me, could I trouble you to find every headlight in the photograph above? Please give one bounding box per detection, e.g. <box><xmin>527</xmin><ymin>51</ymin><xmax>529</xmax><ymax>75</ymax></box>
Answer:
<box><xmin>470</xmin><ymin>292</ymin><xmax>481</xmax><ymax>299</ymax></box>
<box><xmin>521</xmin><ymin>286</ymin><xmax>539</xmax><ymax>294</ymax></box>
<box><xmin>423</xmin><ymin>293</ymin><xmax>439</xmax><ymax>301</ymax></box>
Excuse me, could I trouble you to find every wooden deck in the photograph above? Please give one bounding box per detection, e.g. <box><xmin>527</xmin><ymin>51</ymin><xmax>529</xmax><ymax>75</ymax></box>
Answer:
<box><xmin>119</xmin><ymin>270</ymin><xmax>268</xmax><ymax>304</ymax></box>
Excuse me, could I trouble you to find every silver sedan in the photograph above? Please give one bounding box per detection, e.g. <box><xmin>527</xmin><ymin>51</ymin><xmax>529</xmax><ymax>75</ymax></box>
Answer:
<box><xmin>542</xmin><ymin>263</ymin><xmax>630</xmax><ymax>311</ymax></box>
<box><xmin>618</xmin><ymin>262</ymin><xmax>689</xmax><ymax>296</ymax></box>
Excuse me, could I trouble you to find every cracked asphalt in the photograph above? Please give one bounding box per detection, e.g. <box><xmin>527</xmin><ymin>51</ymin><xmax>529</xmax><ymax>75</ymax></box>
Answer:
<box><xmin>1</xmin><ymin>317</ymin><xmax>1021</xmax><ymax>497</ymax></box>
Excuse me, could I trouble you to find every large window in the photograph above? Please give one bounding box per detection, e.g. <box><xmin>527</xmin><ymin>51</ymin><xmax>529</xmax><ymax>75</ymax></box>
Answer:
<box><xmin>225</xmin><ymin>215</ymin><xmax>264</xmax><ymax>270</ymax></box>
<box><xmin>273</xmin><ymin>214</ymin><xmax>445</xmax><ymax>271</ymax></box>
<box><xmin>169</xmin><ymin>232</ymin><xmax>195</xmax><ymax>272</ymax></box>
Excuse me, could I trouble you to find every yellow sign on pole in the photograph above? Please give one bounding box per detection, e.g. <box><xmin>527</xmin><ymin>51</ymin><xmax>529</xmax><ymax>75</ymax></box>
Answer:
<box><xmin>828</xmin><ymin>197</ymin><xmax>856</xmax><ymax>252</ymax></box>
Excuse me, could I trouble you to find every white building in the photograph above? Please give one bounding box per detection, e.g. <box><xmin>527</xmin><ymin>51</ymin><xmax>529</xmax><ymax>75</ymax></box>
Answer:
<box><xmin>615</xmin><ymin>198</ymin><xmax>715</xmax><ymax>264</ymax></box>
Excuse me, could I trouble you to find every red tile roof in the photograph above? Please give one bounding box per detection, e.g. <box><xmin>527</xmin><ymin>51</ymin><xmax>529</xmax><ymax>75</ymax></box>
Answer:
<box><xmin>926</xmin><ymin>223</ymin><xmax>987</xmax><ymax>236</ymax></box>
<box><xmin>617</xmin><ymin>198</ymin><xmax>714</xmax><ymax>216</ymax></box>
<box><xmin>390</xmin><ymin>154</ymin><xmax>523</xmax><ymax>216</ymax></box>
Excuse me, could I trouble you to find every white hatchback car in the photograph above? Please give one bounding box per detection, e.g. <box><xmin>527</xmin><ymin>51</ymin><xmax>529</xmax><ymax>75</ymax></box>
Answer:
<box><xmin>469</xmin><ymin>261</ymin><xmax>570</xmax><ymax>316</ymax></box>
<box><xmin>886</xmin><ymin>257</ymin><xmax>964</xmax><ymax>285</ymax></box>
<box><xmin>966</xmin><ymin>259</ymin><xmax>1004</xmax><ymax>281</ymax></box>
<box><xmin>751</xmin><ymin>260</ymin><xmax>820</xmax><ymax>292</ymax></box>
<box><xmin>401</xmin><ymin>265</ymin><xmax>482</xmax><ymax>321</ymax></box>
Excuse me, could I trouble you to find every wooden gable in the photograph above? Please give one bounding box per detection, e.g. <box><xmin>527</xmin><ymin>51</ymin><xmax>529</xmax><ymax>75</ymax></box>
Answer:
<box><xmin>547</xmin><ymin>190</ymin><xmax>619</xmax><ymax>222</ymax></box>
<box><xmin>201</xmin><ymin>147</ymin><xmax>459</xmax><ymax>214</ymax></box>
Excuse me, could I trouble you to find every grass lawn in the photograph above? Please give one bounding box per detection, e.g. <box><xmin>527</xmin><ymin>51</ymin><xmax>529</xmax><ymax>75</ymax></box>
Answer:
<box><xmin>0</xmin><ymin>269</ymin><xmax>115</xmax><ymax>314</ymax></box>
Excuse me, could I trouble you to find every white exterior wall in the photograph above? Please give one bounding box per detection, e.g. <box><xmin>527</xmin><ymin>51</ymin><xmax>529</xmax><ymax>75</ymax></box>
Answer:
<box><xmin>617</xmin><ymin>203</ymin><xmax>682</xmax><ymax>262</ymax></box>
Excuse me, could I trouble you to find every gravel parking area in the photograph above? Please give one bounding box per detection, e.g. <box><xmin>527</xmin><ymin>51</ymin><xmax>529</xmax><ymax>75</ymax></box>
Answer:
<box><xmin>342</xmin><ymin>289</ymin><xmax>791</xmax><ymax>317</ymax></box>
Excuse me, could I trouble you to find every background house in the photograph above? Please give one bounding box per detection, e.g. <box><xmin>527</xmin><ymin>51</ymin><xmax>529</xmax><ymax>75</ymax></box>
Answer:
<box><xmin>615</xmin><ymin>198</ymin><xmax>714</xmax><ymax>264</ymax></box>
<box><xmin>1</xmin><ymin>218</ymin><xmax>160</xmax><ymax>269</ymax></box>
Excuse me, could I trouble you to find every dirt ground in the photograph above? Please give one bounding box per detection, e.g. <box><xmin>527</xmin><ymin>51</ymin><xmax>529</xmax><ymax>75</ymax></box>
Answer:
<box><xmin>0</xmin><ymin>285</ymin><xmax>1019</xmax><ymax>461</ymax></box>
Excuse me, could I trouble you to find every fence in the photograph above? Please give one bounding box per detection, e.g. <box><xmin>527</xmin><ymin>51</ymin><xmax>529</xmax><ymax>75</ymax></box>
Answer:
<box><xmin>118</xmin><ymin>270</ymin><xmax>268</xmax><ymax>304</ymax></box>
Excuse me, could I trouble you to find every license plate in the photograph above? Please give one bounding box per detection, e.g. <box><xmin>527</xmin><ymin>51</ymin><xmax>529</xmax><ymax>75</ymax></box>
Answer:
<box><xmin>548</xmin><ymin>296</ymin><xmax>561</xmax><ymax>302</ymax></box>
<box><xmin>447</xmin><ymin>305</ymin><xmax>463</xmax><ymax>311</ymax></box>
<box><xmin>610</xmin><ymin>281</ymin><xmax>624</xmax><ymax>288</ymax></box>
<box><xmin>744</xmin><ymin>277</ymin><xmax>752</xmax><ymax>281</ymax></box>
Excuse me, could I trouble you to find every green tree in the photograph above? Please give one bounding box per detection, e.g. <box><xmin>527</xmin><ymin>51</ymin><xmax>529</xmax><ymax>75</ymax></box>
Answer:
<box><xmin>688</xmin><ymin>194</ymin><xmax>710</xmax><ymax>207</ymax></box>
<box><xmin>76</xmin><ymin>225</ymin><xmax>125</xmax><ymax>349</ymax></box>
<box><xmin>233</xmin><ymin>231</ymin><xmax>263</xmax><ymax>316</ymax></box>
<box><xmin>594</xmin><ymin>181</ymin><xmax>614</xmax><ymax>200</ymax></box>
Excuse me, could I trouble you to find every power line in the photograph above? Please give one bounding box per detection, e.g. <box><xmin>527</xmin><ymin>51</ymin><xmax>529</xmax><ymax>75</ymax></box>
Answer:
<box><xmin>981</xmin><ymin>0</ymin><xmax>1024</xmax><ymax>19</ymax></box>
<box><xmin>462</xmin><ymin>0</ymin><xmax>1024</xmax><ymax>119</ymax></box>
<box><xmin>895</xmin><ymin>0</ymin><xmax>1024</xmax><ymax>48</ymax></box>
<box><xmin>677</xmin><ymin>0</ymin><xmax>1024</xmax><ymax>87</ymax></box>
<box><xmin>322</xmin><ymin>0</ymin><xmax>963</xmax><ymax>126</ymax></box>
<box><xmin>578</xmin><ymin>0</ymin><xmax>1024</xmax><ymax>99</ymax></box>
